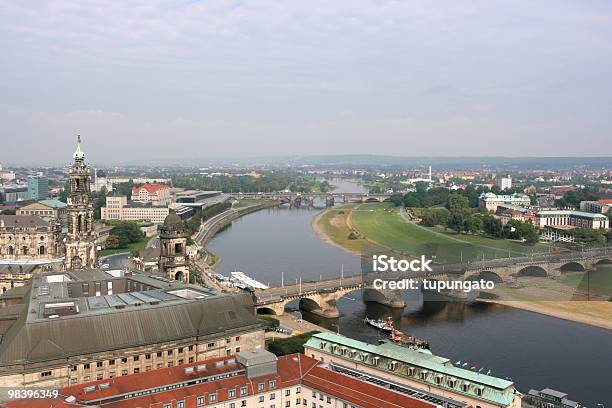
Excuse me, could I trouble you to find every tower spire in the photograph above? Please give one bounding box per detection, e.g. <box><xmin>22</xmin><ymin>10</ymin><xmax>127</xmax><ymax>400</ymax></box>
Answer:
<box><xmin>73</xmin><ymin>133</ymin><xmax>85</xmax><ymax>162</ymax></box>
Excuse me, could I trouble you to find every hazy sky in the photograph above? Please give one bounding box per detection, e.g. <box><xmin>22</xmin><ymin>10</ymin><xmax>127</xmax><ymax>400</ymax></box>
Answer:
<box><xmin>2</xmin><ymin>0</ymin><xmax>612</xmax><ymax>165</ymax></box>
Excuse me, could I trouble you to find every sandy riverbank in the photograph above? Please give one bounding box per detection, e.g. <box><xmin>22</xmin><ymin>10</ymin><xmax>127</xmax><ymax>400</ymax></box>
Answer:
<box><xmin>481</xmin><ymin>299</ymin><xmax>612</xmax><ymax>331</ymax></box>
<box><xmin>311</xmin><ymin>206</ymin><xmax>363</xmax><ymax>256</ymax></box>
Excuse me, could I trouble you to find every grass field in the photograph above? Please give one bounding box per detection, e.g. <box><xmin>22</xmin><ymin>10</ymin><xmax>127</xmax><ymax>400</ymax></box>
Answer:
<box><xmin>342</xmin><ymin>203</ymin><xmax>552</xmax><ymax>262</ymax></box>
<box><xmin>559</xmin><ymin>268</ymin><xmax>612</xmax><ymax>298</ymax></box>
<box><xmin>99</xmin><ymin>236</ymin><xmax>149</xmax><ymax>257</ymax></box>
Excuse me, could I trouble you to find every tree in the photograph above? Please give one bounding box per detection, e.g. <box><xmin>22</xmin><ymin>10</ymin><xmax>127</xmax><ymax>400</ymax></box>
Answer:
<box><xmin>446</xmin><ymin>194</ymin><xmax>469</xmax><ymax>211</ymax></box>
<box><xmin>389</xmin><ymin>193</ymin><xmax>404</xmax><ymax>207</ymax></box>
<box><xmin>403</xmin><ymin>194</ymin><xmax>421</xmax><ymax>208</ymax></box>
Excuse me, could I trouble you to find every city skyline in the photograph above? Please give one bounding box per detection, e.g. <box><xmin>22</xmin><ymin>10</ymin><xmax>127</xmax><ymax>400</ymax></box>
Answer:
<box><xmin>2</xmin><ymin>0</ymin><xmax>612</xmax><ymax>162</ymax></box>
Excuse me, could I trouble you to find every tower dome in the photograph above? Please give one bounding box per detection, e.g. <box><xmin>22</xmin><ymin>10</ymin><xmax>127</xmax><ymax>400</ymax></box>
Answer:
<box><xmin>159</xmin><ymin>211</ymin><xmax>187</xmax><ymax>238</ymax></box>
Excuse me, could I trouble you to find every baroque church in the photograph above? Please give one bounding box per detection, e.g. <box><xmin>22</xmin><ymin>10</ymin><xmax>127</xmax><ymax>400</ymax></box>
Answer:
<box><xmin>0</xmin><ymin>135</ymin><xmax>98</xmax><ymax>272</ymax></box>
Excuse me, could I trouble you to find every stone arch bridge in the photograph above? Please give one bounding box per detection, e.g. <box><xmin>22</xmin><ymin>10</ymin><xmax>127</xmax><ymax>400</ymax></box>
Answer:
<box><xmin>253</xmin><ymin>249</ymin><xmax>612</xmax><ymax>316</ymax></box>
<box><xmin>230</xmin><ymin>192</ymin><xmax>393</xmax><ymax>207</ymax></box>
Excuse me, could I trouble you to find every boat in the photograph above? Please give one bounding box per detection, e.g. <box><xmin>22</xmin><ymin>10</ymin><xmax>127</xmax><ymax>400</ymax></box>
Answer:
<box><xmin>229</xmin><ymin>271</ymin><xmax>269</xmax><ymax>290</ymax></box>
<box><xmin>364</xmin><ymin>316</ymin><xmax>395</xmax><ymax>332</ymax></box>
<box><xmin>367</xmin><ymin>317</ymin><xmax>431</xmax><ymax>351</ymax></box>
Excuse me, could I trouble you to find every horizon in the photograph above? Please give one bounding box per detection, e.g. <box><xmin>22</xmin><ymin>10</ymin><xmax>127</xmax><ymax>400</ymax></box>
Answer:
<box><xmin>2</xmin><ymin>0</ymin><xmax>612</xmax><ymax>163</ymax></box>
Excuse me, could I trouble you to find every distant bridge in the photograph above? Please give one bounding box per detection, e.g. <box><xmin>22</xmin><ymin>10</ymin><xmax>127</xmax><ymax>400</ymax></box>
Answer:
<box><xmin>253</xmin><ymin>248</ymin><xmax>612</xmax><ymax>317</ymax></box>
<box><xmin>230</xmin><ymin>192</ymin><xmax>394</xmax><ymax>207</ymax></box>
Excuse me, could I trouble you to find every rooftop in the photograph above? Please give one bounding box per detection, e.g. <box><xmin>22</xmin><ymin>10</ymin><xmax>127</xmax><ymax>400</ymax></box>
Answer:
<box><xmin>536</xmin><ymin>209</ymin><xmax>608</xmax><ymax>219</ymax></box>
<box><xmin>4</xmin><ymin>353</ymin><xmax>447</xmax><ymax>408</ymax></box>
<box><xmin>132</xmin><ymin>183</ymin><xmax>170</xmax><ymax>193</ymax></box>
<box><xmin>0</xmin><ymin>269</ymin><xmax>262</xmax><ymax>366</ymax></box>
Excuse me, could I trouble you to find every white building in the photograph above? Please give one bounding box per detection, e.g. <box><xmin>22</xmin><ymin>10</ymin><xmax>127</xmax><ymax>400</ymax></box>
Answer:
<box><xmin>101</xmin><ymin>196</ymin><xmax>170</xmax><ymax>223</ymax></box>
<box><xmin>479</xmin><ymin>192</ymin><xmax>531</xmax><ymax>212</ymax></box>
<box><xmin>496</xmin><ymin>175</ymin><xmax>512</xmax><ymax>190</ymax></box>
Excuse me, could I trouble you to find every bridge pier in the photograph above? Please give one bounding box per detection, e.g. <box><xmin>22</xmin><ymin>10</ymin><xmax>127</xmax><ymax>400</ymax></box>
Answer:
<box><xmin>306</xmin><ymin>196</ymin><xmax>315</xmax><ymax>207</ymax></box>
<box><xmin>325</xmin><ymin>196</ymin><xmax>335</xmax><ymax>207</ymax></box>
<box><xmin>290</xmin><ymin>196</ymin><xmax>302</xmax><ymax>208</ymax></box>
<box><xmin>362</xmin><ymin>288</ymin><xmax>406</xmax><ymax>309</ymax></box>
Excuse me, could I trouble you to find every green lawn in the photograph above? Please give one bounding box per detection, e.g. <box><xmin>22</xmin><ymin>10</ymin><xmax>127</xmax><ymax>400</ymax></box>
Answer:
<box><xmin>559</xmin><ymin>267</ymin><xmax>612</xmax><ymax>298</ymax></box>
<box><xmin>350</xmin><ymin>203</ymin><xmax>552</xmax><ymax>263</ymax></box>
<box><xmin>99</xmin><ymin>236</ymin><xmax>149</xmax><ymax>257</ymax></box>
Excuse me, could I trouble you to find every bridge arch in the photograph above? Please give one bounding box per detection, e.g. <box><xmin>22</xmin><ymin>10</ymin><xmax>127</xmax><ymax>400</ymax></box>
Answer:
<box><xmin>298</xmin><ymin>297</ymin><xmax>324</xmax><ymax>313</ymax></box>
<box><xmin>595</xmin><ymin>259</ymin><xmax>612</xmax><ymax>266</ymax></box>
<box><xmin>256</xmin><ymin>307</ymin><xmax>279</xmax><ymax>316</ymax></box>
<box><xmin>466</xmin><ymin>271</ymin><xmax>504</xmax><ymax>283</ymax></box>
<box><xmin>517</xmin><ymin>265</ymin><xmax>547</xmax><ymax>277</ymax></box>
<box><xmin>559</xmin><ymin>262</ymin><xmax>585</xmax><ymax>273</ymax></box>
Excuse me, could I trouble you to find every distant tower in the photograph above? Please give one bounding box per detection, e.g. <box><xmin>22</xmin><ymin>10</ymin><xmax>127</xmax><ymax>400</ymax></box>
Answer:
<box><xmin>65</xmin><ymin>134</ymin><xmax>98</xmax><ymax>270</ymax></box>
<box><xmin>158</xmin><ymin>212</ymin><xmax>189</xmax><ymax>283</ymax></box>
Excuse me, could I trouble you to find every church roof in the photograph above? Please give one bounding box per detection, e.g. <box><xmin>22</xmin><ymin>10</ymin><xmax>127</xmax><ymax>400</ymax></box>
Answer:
<box><xmin>0</xmin><ymin>215</ymin><xmax>51</xmax><ymax>228</ymax></box>
<box><xmin>162</xmin><ymin>212</ymin><xmax>184</xmax><ymax>230</ymax></box>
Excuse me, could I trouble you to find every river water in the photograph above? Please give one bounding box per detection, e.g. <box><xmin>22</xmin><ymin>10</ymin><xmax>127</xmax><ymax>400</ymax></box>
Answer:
<box><xmin>207</xmin><ymin>179</ymin><xmax>612</xmax><ymax>406</ymax></box>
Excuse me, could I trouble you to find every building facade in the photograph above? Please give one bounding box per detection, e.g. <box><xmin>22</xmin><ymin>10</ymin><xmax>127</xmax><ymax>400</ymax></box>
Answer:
<box><xmin>579</xmin><ymin>200</ymin><xmax>611</xmax><ymax>214</ymax></box>
<box><xmin>0</xmin><ymin>215</ymin><xmax>64</xmax><ymax>262</ymax></box>
<box><xmin>26</xmin><ymin>176</ymin><xmax>49</xmax><ymax>200</ymax></box>
<box><xmin>64</xmin><ymin>135</ymin><xmax>98</xmax><ymax>269</ymax></box>
<box><xmin>159</xmin><ymin>212</ymin><xmax>190</xmax><ymax>282</ymax></box>
<box><xmin>479</xmin><ymin>193</ymin><xmax>531</xmax><ymax>212</ymax></box>
<box><xmin>535</xmin><ymin>210</ymin><xmax>609</xmax><ymax>230</ymax></box>
<box><xmin>305</xmin><ymin>332</ymin><xmax>522</xmax><ymax>408</ymax></box>
<box><xmin>132</xmin><ymin>183</ymin><xmax>171</xmax><ymax>204</ymax></box>
<box><xmin>16</xmin><ymin>199</ymin><xmax>68</xmax><ymax>225</ymax></box>
<box><xmin>3</xmin><ymin>351</ymin><xmax>464</xmax><ymax>408</ymax></box>
<box><xmin>101</xmin><ymin>196</ymin><xmax>170</xmax><ymax>223</ymax></box>
<box><xmin>496</xmin><ymin>175</ymin><xmax>512</xmax><ymax>191</ymax></box>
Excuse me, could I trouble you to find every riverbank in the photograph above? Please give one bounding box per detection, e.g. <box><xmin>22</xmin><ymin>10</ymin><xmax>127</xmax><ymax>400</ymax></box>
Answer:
<box><xmin>480</xmin><ymin>300</ymin><xmax>612</xmax><ymax>330</ymax></box>
<box><xmin>312</xmin><ymin>203</ymin><xmax>612</xmax><ymax>330</ymax></box>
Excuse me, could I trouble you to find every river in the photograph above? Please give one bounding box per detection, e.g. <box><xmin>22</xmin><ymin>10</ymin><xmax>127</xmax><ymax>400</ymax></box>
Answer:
<box><xmin>207</xmin><ymin>179</ymin><xmax>612</xmax><ymax>406</ymax></box>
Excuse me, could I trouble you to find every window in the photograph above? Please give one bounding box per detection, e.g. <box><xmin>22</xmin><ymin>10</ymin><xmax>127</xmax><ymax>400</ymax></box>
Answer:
<box><xmin>235</xmin><ymin>346</ymin><xmax>240</xmax><ymax>353</ymax></box>
<box><xmin>240</xmin><ymin>401</ymin><xmax>246</xmax><ymax>407</ymax></box>
<box><xmin>70</xmin><ymin>366</ymin><xmax>77</xmax><ymax>372</ymax></box>
<box><xmin>269</xmin><ymin>380</ymin><xmax>276</xmax><ymax>389</ymax></box>
<box><xmin>296</xmin><ymin>386</ymin><xmax>301</xmax><ymax>393</ymax></box>
<box><xmin>197</xmin><ymin>396</ymin><xmax>205</xmax><ymax>405</ymax></box>
<box><xmin>240</xmin><ymin>386</ymin><xmax>248</xmax><ymax>396</ymax></box>
<box><xmin>96</xmin><ymin>374</ymin><xmax>103</xmax><ymax>380</ymax></box>
<box><xmin>209</xmin><ymin>393</ymin><xmax>217</xmax><ymax>402</ymax></box>
<box><xmin>285</xmin><ymin>390</ymin><xmax>291</xmax><ymax>396</ymax></box>
<box><xmin>40</xmin><ymin>371</ymin><xmax>52</xmax><ymax>377</ymax></box>
<box><xmin>189</xmin><ymin>345</ymin><xmax>194</xmax><ymax>352</ymax></box>
<box><xmin>163</xmin><ymin>404</ymin><xmax>171</xmax><ymax>408</ymax></box>
<box><xmin>133</xmin><ymin>355</ymin><xmax>140</xmax><ymax>361</ymax></box>
<box><xmin>208</xmin><ymin>342</ymin><xmax>215</xmax><ymax>348</ymax></box>
<box><xmin>235</xmin><ymin>336</ymin><xmax>240</xmax><ymax>341</ymax></box>
<box><xmin>178</xmin><ymin>347</ymin><xmax>184</xmax><ymax>354</ymax></box>
<box><xmin>258</xmin><ymin>383</ymin><xmax>265</xmax><ymax>392</ymax></box>
<box><xmin>121</xmin><ymin>369</ymin><xmax>128</xmax><ymax>376</ymax></box>
<box><xmin>270</xmin><ymin>393</ymin><xmax>276</xmax><ymax>400</ymax></box>
<box><xmin>97</xmin><ymin>362</ymin><xmax>103</xmax><ymax>368</ymax></box>
<box><xmin>134</xmin><ymin>368</ymin><xmax>140</xmax><ymax>373</ymax></box>
<box><xmin>229</xmin><ymin>389</ymin><xmax>236</xmax><ymax>398</ymax></box>
<box><xmin>259</xmin><ymin>396</ymin><xmax>265</xmax><ymax>402</ymax></box>
<box><xmin>326</xmin><ymin>396</ymin><xmax>331</xmax><ymax>403</ymax></box>
<box><xmin>121</xmin><ymin>358</ymin><xmax>128</xmax><ymax>363</ymax></box>
<box><xmin>177</xmin><ymin>401</ymin><xmax>185</xmax><ymax>408</ymax></box>
<box><xmin>157</xmin><ymin>351</ymin><xmax>163</xmax><ymax>357</ymax></box>
<box><xmin>285</xmin><ymin>401</ymin><xmax>290</xmax><ymax>407</ymax></box>
<box><xmin>109</xmin><ymin>359</ymin><xmax>115</xmax><ymax>366</ymax></box>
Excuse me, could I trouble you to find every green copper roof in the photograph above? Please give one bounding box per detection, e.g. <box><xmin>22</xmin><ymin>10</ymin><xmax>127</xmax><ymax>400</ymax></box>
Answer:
<box><xmin>306</xmin><ymin>332</ymin><xmax>518</xmax><ymax>406</ymax></box>
<box><xmin>38</xmin><ymin>199</ymin><xmax>68</xmax><ymax>209</ymax></box>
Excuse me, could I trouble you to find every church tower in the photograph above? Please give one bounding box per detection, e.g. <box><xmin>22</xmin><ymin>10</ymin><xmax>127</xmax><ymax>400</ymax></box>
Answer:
<box><xmin>65</xmin><ymin>134</ymin><xmax>98</xmax><ymax>269</ymax></box>
<box><xmin>158</xmin><ymin>212</ymin><xmax>189</xmax><ymax>283</ymax></box>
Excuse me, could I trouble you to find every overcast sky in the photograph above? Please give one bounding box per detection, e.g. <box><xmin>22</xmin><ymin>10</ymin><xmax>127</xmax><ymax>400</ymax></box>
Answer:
<box><xmin>1</xmin><ymin>0</ymin><xmax>612</xmax><ymax>165</ymax></box>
